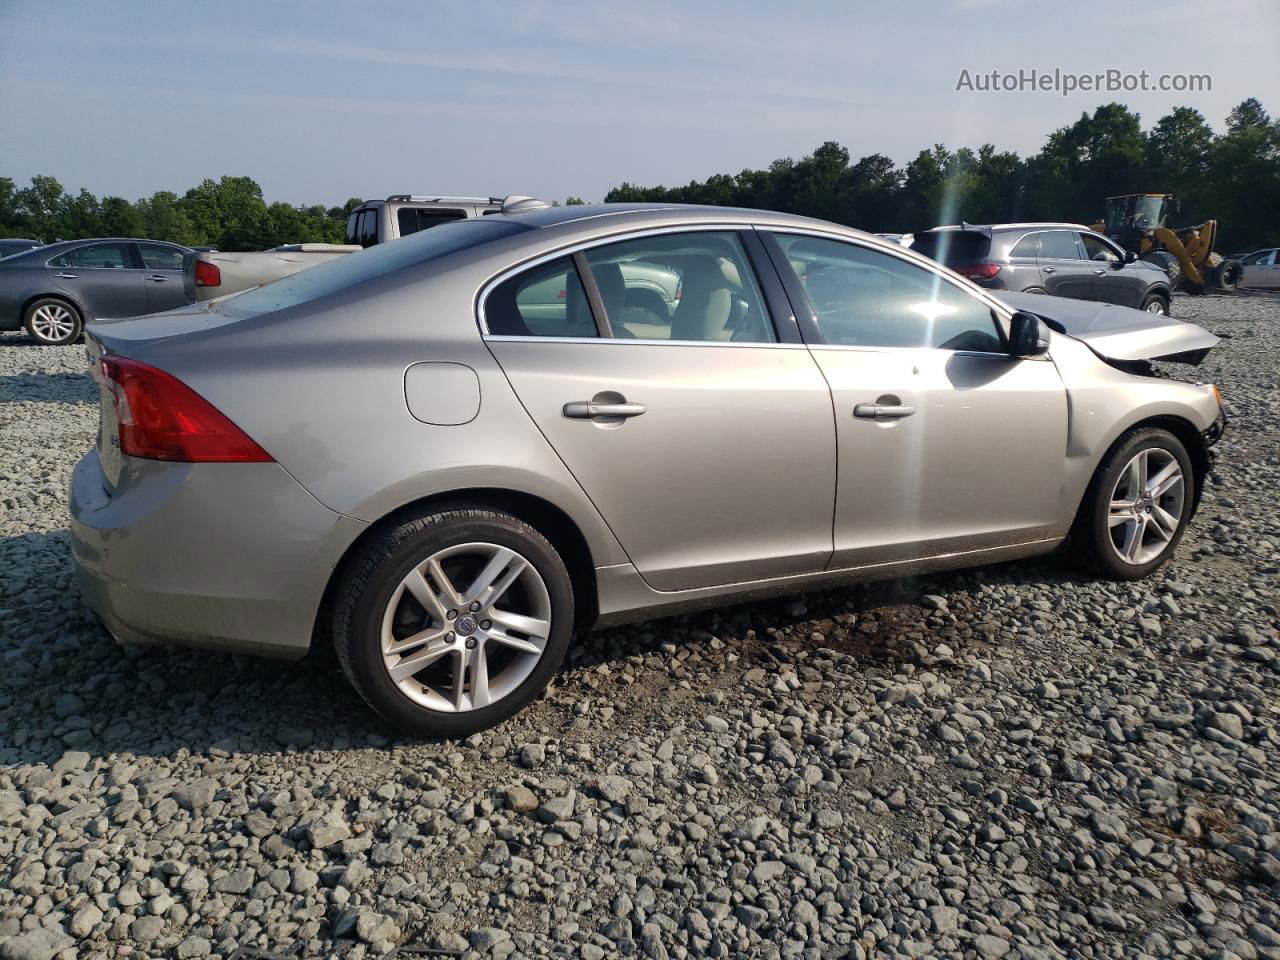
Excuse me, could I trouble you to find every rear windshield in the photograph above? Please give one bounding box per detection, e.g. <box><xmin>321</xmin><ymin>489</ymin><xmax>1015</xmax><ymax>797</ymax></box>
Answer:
<box><xmin>219</xmin><ymin>218</ymin><xmax>527</xmax><ymax>316</ymax></box>
<box><xmin>909</xmin><ymin>231</ymin><xmax>991</xmax><ymax>263</ymax></box>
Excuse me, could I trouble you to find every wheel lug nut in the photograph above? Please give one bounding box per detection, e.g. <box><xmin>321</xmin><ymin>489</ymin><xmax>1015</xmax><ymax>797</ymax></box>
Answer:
<box><xmin>480</xmin><ymin>620</ymin><xmax>491</xmax><ymax>630</ymax></box>
<box><xmin>465</xmin><ymin>637</ymin><xmax>477</xmax><ymax>649</ymax></box>
<box><xmin>446</xmin><ymin>610</ymin><xmax>457</xmax><ymax>620</ymax></box>
<box><xmin>469</xmin><ymin>601</ymin><xmax>481</xmax><ymax>612</ymax></box>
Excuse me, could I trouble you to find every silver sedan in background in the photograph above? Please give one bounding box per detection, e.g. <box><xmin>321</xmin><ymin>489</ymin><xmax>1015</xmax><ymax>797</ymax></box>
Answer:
<box><xmin>70</xmin><ymin>203</ymin><xmax>1226</xmax><ymax>737</ymax></box>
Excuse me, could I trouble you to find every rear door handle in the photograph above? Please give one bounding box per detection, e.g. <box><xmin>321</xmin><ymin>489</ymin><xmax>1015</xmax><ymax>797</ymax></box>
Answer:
<box><xmin>854</xmin><ymin>403</ymin><xmax>915</xmax><ymax>420</ymax></box>
<box><xmin>1092</xmin><ymin>268</ymin><xmax>1106</xmax><ymax>275</ymax></box>
<box><xmin>147</xmin><ymin>275</ymin><xmax>169</xmax><ymax>282</ymax></box>
<box><xmin>1041</xmin><ymin>266</ymin><xmax>1056</xmax><ymax>274</ymax></box>
<box><xmin>55</xmin><ymin>272</ymin><xmax>79</xmax><ymax>279</ymax></box>
<box><xmin>563</xmin><ymin>401</ymin><xmax>647</xmax><ymax>419</ymax></box>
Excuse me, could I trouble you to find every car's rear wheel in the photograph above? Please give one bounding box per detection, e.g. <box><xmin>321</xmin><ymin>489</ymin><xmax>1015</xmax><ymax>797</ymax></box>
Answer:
<box><xmin>1072</xmin><ymin>427</ymin><xmax>1194</xmax><ymax>580</ymax></box>
<box><xmin>332</xmin><ymin>506</ymin><xmax>574</xmax><ymax>737</ymax></box>
<box><xmin>1140</xmin><ymin>292</ymin><xmax>1170</xmax><ymax>315</ymax></box>
<box><xmin>23</xmin><ymin>298</ymin><xmax>83</xmax><ymax>345</ymax></box>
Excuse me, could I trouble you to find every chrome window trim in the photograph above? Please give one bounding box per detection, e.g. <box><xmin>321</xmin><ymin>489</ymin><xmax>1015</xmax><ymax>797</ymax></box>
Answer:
<box><xmin>483</xmin><ymin>335</ymin><xmax>811</xmax><ymax>349</ymax></box>
<box><xmin>477</xmin><ymin>223</ymin><xmax>785</xmax><ymax>345</ymax></box>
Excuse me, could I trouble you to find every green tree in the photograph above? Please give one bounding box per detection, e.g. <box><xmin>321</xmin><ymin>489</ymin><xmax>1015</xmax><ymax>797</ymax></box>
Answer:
<box><xmin>17</xmin><ymin>175</ymin><xmax>67</xmax><ymax>242</ymax></box>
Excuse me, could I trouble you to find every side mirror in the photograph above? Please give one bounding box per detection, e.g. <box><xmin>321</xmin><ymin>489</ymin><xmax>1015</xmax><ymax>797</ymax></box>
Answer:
<box><xmin>1008</xmin><ymin>311</ymin><xmax>1050</xmax><ymax>358</ymax></box>
<box><xmin>1124</xmin><ymin>250</ymin><xmax>1137</xmax><ymax>264</ymax></box>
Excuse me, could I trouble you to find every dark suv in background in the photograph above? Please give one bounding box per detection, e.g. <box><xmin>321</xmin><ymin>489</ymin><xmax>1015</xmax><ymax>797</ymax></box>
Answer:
<box><xmin>911</xmin><ymin>223</ymin><xmax>1174</xmax><ymax>314</ymax></box>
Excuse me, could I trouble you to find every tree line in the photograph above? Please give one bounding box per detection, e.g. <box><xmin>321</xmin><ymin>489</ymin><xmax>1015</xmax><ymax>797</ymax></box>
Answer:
<box><xmin>607</xmin><ymin>99</ymin><xmax>1279</xmax><ymax>253</ymax></box>
<box><xmin>1</xmin><ymin>99</ymin><xmax>1275</xmax><ymax>253</ymax></box>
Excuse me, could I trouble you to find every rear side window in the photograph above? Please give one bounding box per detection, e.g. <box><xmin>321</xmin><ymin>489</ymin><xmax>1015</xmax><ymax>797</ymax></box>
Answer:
<box><xmin>581</xmin><ymin>231</ymin><xmax>775</xmax><ymax>343</ymax></box>
<box><xmin>775</xmin><ymin>234</ymin><xmax>1004</xmax><ymax>352</ymax></box>
<box><xmin>1010</xmin><ymin>234</ymin><xmax>1040</xmax><ymax>258</ymax></box>
<box><xmin>50</xmin><ymin>243</ymin><xmax>132</xmax><ymax>269</ymax></box>
<box><xmin>220</xmin><ymin>218</ymin><xmax>527</xmax><ymax>317</ymax></box>
<box><xmin>138</xmin><ymin>243</ymin><xmax>184</xmax><ymax>270</ymax></box>
<box><xmin>396</xmin><ymin>208</ymin><xmax>468</xmax><ymax>237</ymax></box>
<box><xmin>909</xmin><ymin>231</ymin><xmax>991</xmax><ymax>263</ymax></box>
<box><xmin>345</xmin><ymin>212</ymin><xmax>359</xmax><ymax>245</ymax></box>
<box><xmin>359</xmin><ymin>210</ymin><xmax>379</xmax><ymax>248</ymax></box>
<box><xmin>1038</xmin><ymin>231</ymin><xmax>1082</xmax><ymax>260</ymax></box>
<box><xmin>485</xmin><ymin>256</ymin><xmax>598</xmax><ymax>338</ymax></box>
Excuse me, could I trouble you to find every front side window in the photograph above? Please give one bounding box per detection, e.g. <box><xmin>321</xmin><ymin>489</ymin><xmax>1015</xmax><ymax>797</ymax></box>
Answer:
<box><xmin>582</xmin><ymin>231</ymin><xmax>775</xmax><ymax>343</ymax></box>
<box><xmin>52</xmin><ymin>243</ymin><xmax>131</xmax><ymax>269</ymax></box>
<box><xmin>1037</xmin><ymin>231</ymin><xmax>1082</xmax><ymax>260</ymax></box>
<box><xmin>138</xmin><ymin>243</ymin><xmax>184</xmax><ymax>271</ymax></box>
<box><xmin>1081</xmin><ymin>233</ymin><xmax>1120</xmax><ymax>263</ymax></box>
<box><xmin>359</xmin><ymin>210</ymin><xmax>379</xmax><ymax>248</ymax></box>
<box><xmin>774</xmin><ymin>234</ymin><xmax>1004</xmax><ymax>352</ymax></box>
<box><xmin>345</xmin><ymin>212</ymin><xmax>359</xmax><ymax>245</ymax></box>
<box><xmin>486</xmin><ymin>256</ymin><xmax>598</xmax><ymax>338</ymax></box>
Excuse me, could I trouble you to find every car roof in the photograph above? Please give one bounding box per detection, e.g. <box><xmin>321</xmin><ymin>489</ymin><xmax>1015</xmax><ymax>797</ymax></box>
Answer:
<box><xmin>491</xmin><ymin>201</ymin><xmax>886</xmax><ymax>236</ymax></box>
<box><xmin>924</xmin><ymin>222</ymin><xmax>1091</xmax><ymax>234</ymax></box>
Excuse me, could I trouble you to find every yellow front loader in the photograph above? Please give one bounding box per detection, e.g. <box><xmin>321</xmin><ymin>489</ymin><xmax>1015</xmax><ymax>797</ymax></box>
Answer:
<box><xmin>1092</xmin><ymin>193</ymin><xmax>1241</xmax><ymax>294</ymax></box>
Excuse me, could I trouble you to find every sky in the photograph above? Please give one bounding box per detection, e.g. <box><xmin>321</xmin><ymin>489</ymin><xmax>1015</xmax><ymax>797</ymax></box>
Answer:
<box><xmin>0</xmin><ymin>0</ymin><xmax>1275</xmax><ymax>208</ymax></box>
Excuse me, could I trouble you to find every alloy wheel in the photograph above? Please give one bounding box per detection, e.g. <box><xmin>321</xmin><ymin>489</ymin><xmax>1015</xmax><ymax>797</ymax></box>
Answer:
<box><xmin>379</xmin><ymin>542</ymin><xmax>551</xmax><ymax>712</ymax></box>
<box><xmin>1145</xmin><ymin>300</ymin><xmax>1167</xmax><ymax>315</ymax></box>
<box><xmin>31</xmin><ymin>303</ymin><xmax>76</xmax><ymax>342</ymax></box>
<box><xmin>1107</xmin><ymin>448</ymin><xmax>1185</xmax><ymax>565</ymax></box>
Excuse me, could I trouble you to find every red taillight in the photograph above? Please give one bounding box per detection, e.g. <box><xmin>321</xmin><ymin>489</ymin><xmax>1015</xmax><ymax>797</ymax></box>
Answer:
<box><xmin>955</xmin><ymin>263</ymin><xmax>1001</xmax><ymax>280</ymax></box>
<box><xmin>99</xmin><ymin>357</ymin><xmax>272</xmax><ymax>463</ymax></box>
<box><xmin>194</xmin><ymin>260</ymin><xmax>221</xmax><ymax>287</ymax></box>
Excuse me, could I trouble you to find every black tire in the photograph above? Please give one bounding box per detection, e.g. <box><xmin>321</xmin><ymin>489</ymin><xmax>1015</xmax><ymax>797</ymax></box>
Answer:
<box><xmin>332</xmin><ymin>506</ymin><xmax>575</xmax><ymax>738</ymax></box>
<box><xmin>23</xmin><ymin>297</ymin><xmax>83</xmax><ymax>345</ymax></box>
<box><xmin>1139</xmin><ymin>292</ymin><xmax>1171</xmax><ymax>316</ymax></box>
<box><xmin>1071</xmin><ymin>427</ymin><xmax>1195</xmax><ymax>581</ymax></box>
<box><xmin>1141</xmin><ymin>250</ymin><xmax>1181</xmax><ymax>288</ymax></box>
<box><xmin>1023</xmin><ymin>287</ymin><xmax>1047</xmax><ymax>295</ymax></box>
<box><xmin>618</xmin><ymin>304</ymin><xmax>667</xmax><ymax>329</ymax></box>
<box><xmin>1210</xmin><ymin>258</ymin><xmax>1241</xmax><ymax>292</ymax></box>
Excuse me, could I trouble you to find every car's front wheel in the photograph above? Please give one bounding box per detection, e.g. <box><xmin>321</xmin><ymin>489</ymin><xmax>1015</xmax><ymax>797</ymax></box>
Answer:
<box><xmin>1140</xmin><ymin>292</ymin><xmax>1170</xmax><ymax>315</ymax></box>
<box><xmin>332</xmin><ymin>506</ymin><xmax>574</xmax><ymax>737</ymax></box>
<box><xmin>24</xmin><ymin>298</ymin><xmax>83</xmax><ymax>345</ymax></box>
<box><xmin>1072</xmin><ymin>427</ymin><xmax>1195</xmax><ymax>580</ymax></box>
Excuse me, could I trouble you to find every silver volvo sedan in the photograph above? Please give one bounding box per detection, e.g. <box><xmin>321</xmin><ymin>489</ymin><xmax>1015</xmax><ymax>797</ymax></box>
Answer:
<box><xmin>70</xmin><ymin>202</ymin><xmax>1226</xmax><ymax>737</ymax></box>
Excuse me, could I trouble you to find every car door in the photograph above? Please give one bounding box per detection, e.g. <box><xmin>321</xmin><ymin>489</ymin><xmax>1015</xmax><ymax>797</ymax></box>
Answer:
<box><xmin>46</xmin><ymin>242</ymin><xmax>146</xmax><ymax>319</ymax></box>
<box><xmin>482</xmin><ymin>229</ymin><xmax>837</xmax><ymax>591</ymax></box>
<box><xmin>1079</xmin><ymin>232</ymin><xmax>1140</xmax><ymax>306</ymax></box>
<box><xmin>1036</xmin><ymin>230</ymin><xmax>1095</xmax><ymax>300</ymax></box>
<box><xmin>762</xmin><ymin>231</ymin><xmax>1068</xmax><ymax>569</ymax></box>
<box><xmin>136</xmin><ymin>242</ymin><xmax>189</xmax><ymax>312</ymax></box>
<box><xmin>1240</xmin><ymin>249</ymin><xmax>1279</xmax><ymax>289</ymax></box>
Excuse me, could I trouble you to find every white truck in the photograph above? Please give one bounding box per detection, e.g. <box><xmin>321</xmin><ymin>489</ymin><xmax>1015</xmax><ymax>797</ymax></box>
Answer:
<box><xmin>185</xmin><ymin>195</ymin><xmax>506</xmax><ymax>301</ymax></box>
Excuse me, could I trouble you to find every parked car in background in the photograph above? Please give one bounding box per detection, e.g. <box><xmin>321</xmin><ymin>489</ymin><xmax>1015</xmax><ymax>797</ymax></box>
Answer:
<box><xmin>1238</xmin><ymin>248</ymin><xmax>1280</xmax><ymax>289</ymax></box>
<box><xmin>345</xmin><ymin>195</ymin><xmax>505</xmax><ymax>248</ymax></box>
<box><xmin>0</xmin><ymin>238</ymin><xmax>190</xmax><ymax>344</ymax></box>
<box><xmin>187</xmin><ymin>195</ymin><xmax>518</xmax><ymax>301</ymax></box>
<box><xmin>0</xmin><ymin>238</ymin><xmax>43</xmax><ymax>259</ymax></box>
<box><xmin>911</xmin><ymin>223</ymin><xmax>1174</xmax><ymax>314</ymax></box>
<box><xmin>186</xmin><ymin>243</ymin><xmax>362</xmax><ymax>301</ymax></box>
<box><xmin>72</xmin><ymin>203</ymin><xmax>1224</xmax><ymax>737</ymax></box>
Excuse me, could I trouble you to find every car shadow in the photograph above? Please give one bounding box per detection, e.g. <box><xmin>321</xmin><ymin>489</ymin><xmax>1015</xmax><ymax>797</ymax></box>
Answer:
<box><xmin>0</xmin><ymin>528</ymin><xmax>1083</xmax><ymax>768</ymax></box>
<box><xmin>0</xmin><ymin>371</ymin><xmax>97</xmax><ymax>405</ymax></box>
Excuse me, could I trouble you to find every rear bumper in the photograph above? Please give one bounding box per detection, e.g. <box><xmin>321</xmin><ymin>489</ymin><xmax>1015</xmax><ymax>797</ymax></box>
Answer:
<box><xmin>69</xmin><ymin>449</ymin><xmax>366</xmax><ymax>659</ymax></box>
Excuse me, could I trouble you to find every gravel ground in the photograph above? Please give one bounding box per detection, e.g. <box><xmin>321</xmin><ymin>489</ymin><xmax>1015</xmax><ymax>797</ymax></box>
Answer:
<box><xmin>0</xmin><ymin>292</ymin><xmax>1278</xmax><ymax>960</ymax></box>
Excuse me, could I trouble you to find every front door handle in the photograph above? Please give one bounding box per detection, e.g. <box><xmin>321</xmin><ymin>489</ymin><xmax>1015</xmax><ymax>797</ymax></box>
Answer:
<box><xmin>563</xmin><ymin>400</ymin><xmax>647</xmax><ymax>420</ymax></box>
<box><xmin>147</xmin><ymin>275</ymin><xmax>169</xmax><ymax>282</ymax></box>
<box><xmin>854</xmin><ymin>402</ymin><xmax>916</xmax><ymax>420</ymax></box>
<box><xmin>1092</xmin><ymin>268</ymin><xmax>1106</xmax><ymax>275</ymax></box>
<box><xmin>55</xmin><ymin>272</ymin><xmax>79</xmax><ymax>279</ymax></box>
<box><xmin>1042</xmin><ymin>266</ymin><xmax>1056</xmax><ymax>274</ymax></box>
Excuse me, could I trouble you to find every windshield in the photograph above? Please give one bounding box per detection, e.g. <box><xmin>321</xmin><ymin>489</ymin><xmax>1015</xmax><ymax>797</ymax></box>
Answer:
<box><xmin>1107</xmin><ymin>195</ymin><xmax>1166</xmax><ymax>232</ymax></box>
<box><xmin>219</xmin><ymin>217</ymin><xmax>528</xmax><ymax>316</ymax></box>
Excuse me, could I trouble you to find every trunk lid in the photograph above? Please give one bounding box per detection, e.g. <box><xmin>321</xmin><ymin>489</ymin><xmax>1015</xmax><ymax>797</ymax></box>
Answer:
<box><xmin>996</xmin><ymin>291</ymin><xmax>1219</xmax><ymax>364</ymax></box>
